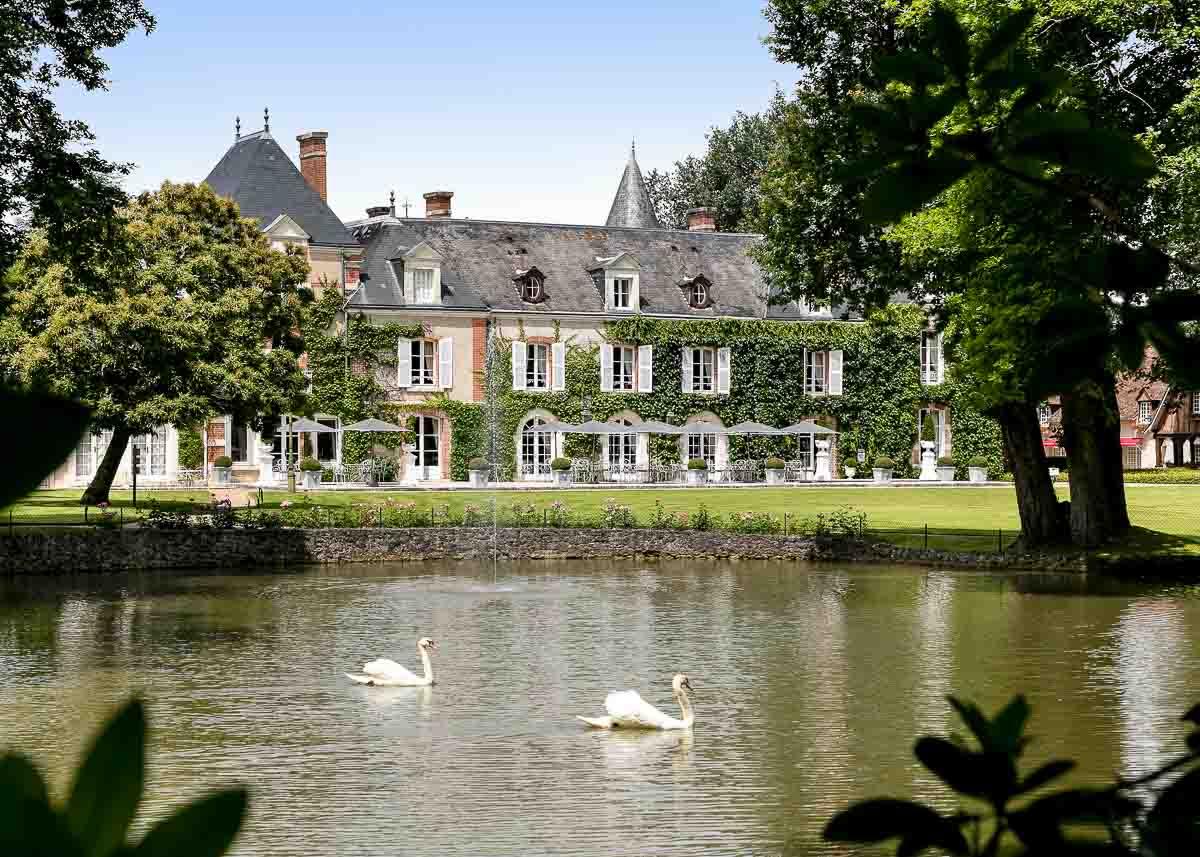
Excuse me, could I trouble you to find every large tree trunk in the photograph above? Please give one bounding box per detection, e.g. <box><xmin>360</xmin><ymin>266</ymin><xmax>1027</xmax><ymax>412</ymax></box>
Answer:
<box><xmin>80</xmin><ymin>425</ymin><xmax>131</xmax><ymax>506</ymax></box>
<box><xmin>1060</xmin><ymin>375</ymin><xmax>1130</xmax><ymax>547</ymax></box>
<box><xmin>994</xmin><ymin>402</ymin><xmax>1065</xmax><ymax>547</ymax></box>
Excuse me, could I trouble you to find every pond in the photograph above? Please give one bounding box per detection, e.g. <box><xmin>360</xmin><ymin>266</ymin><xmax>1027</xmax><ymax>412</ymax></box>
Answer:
<box><xmin>2</xmin><ymin>560</ymin><xmax>1199</xmax><ymax>856</ymax></box>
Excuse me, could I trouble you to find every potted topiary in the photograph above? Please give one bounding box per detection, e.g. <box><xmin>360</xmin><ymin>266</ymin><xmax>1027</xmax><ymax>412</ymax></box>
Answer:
<box><xmin>468</xmin><ymin>457</ymin><xmax>489</xmax><ymax>489</ymax></box>
<box><xmin>211</xmin><ymin>455</ymin><xmax>233</xmax><ymax>485</ymax></box>
<box><xmin>687</xmin><ymin>458</ymin><xmax>708</xmax><ymax>485</ymax></box>
<box><xmin>764</xmin><ymin>457</ymin><xmax>786</xmax><ymax>485</ymax></box>
<box><xmin>551</xmin><ymin>456</ymin><xmax>573</xmax><ymax>487</ymax></box>
<box><xmin>873</xmin><ymin>456</ymin><xmax>896</xmax><ymax>483</ymax></box>
<box><xmin>299</xmin><ymin>457</ymin><xmax>323</xmax><ymax>490</ymax></box>
<box><xmin>937</xmin><ymin>455</ymin><xmax>956</xmax><ymax>482</ymax></box>
<box><xmin>968</xmin><ymin>455</ymin><xmax>990</xmax><ymax>483</ymax></box>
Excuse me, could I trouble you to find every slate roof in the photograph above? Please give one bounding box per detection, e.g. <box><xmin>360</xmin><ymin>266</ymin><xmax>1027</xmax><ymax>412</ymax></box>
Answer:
<box><xmin>204</xmin><ymin>131</ymin><xmax>357</xmax><ymax>248</ymax></box>
<box><xmin>344</xmin><ymin>216</ymin><xmax>812</xmax><ymax>319</ymax></box>
<box><xmin>605</xmin><ymin>147</ymin><xmax>660</xmax><ymax>229</ymax></box>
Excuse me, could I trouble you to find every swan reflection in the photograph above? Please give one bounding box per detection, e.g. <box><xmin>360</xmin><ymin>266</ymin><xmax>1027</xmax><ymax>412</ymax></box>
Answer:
<box><xmin>591</xmin><ymin>727</ymin><xmax>694</xmax><ymax>772</ymax></box>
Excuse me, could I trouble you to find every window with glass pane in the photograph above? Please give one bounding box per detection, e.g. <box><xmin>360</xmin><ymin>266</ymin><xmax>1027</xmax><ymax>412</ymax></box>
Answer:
<box><xmin>687</xmin><ymin>433</ymin><xmax>716</xmax><ymax>468</ymax></box>
<box><xmin>75</xmin><ymin>430</ymin><xmax>112</xmax><ymax>477</ymax></box>
<box><xmin>523</xmin><ymin>276</ymin><xmax>543</xmax><ymax>302</ymax></box>
<box><xmin>608</xmin><ymin>421</ymin><xmax>636</xmax><ymax>468</ymax></box>
<box><xmin>1139</xmin><ymin>401</ymin><xmax>1153</xmax><ymax>424</ymax></box>
<box><xmin>521</xmin><ymin>418</ymin><xmax>552</xmax><ymax>475</ymax></box>
<box><xmin>1037</xmin><ymin>405</ymin><xmax>1052</xmax><ymax>426</ymax></box>
<box><xmin>613</xmin><ymin>346</ymin><xmax>635</xmax><ymax>390</ymax></box>
<box><xmin>804</xmin><ymin>349</ymin><xmax>826</xmax><ymax>394</ymax></box>
<box><xmin>526</xmin><ymin>343</ymin><xmax>548</xmax><ymax>389</ymax></box>
<box><xmin>411</xmin><ymin>340</ymin><xmax>436</xmax><ymax>386</ymax></box>
<box><xmin>415</xmin><ymin>416</ymin><xmax>439</xmax><ymax>466</ymax></box>
<box><xmin>689</xmin><ymin>282</ymin><xmax>707</xmax><ymax>308</ymax></box>
<box><xmin>412</xmin><ymin>268</ymin><xmax>435</xmax><ymax>303</ymax></box>
<box><xmin>691</xmin><ymin>348</ymin><xmax>714</xmax><ymax>392</ymax></box>
<box><xmin>230</xmin><ymin>423</ymin><xmax>250</xmax><ymax>463</ymax></box>
<box><xmin>796</xmin><ymin>435</ymin><xmax>813</xmax><ymax>470</ymax></box>
<box><xmin>918</xmin><ymin>408</ymin><xmax>944</xmax><ymax>456</ymax></box>
<box><xmin>920</xmin><ymin>332</ymin><xmax>941</xmax><ymax>384</ymax></box>
<box><xmin>611</xmin><ymin>277</ymin><xmax>632</xmax><ymax>309</ymax></box>
<box><xmin>1123</xmin><ymin>446</ymin><xmax>1142</xmax><ymax>470</ymax></box>
<box><xmin>1193</xmin><ymin>392</ymin><xmax>1200</xmax><ymax>415</ymax></box>
<box><xmin>131</xmin><ymin>431</ymin><xmax>166</xmax><ymax>476</ymax></box>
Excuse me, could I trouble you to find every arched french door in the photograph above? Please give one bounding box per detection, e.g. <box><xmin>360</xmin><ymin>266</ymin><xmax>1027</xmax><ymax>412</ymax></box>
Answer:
<box><xmin>520</xmin><ymin>417</ymin><xmax>554</xmax><ymax>481</ymax></box>
<box><xmin>412</xmin><ymin>416</ymin><xmax>440</xmax><ymax>481</ymax></box>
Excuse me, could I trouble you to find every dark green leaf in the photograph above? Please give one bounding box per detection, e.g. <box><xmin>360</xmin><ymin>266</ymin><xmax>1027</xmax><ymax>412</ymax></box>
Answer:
<box><xmin>1018</xmin><ymin>760</ymin><xmax>1076</xmax><ymax>795</ymax></box>
<box><xmin>948</xmin><ymin>697</ymin><xmax>993</xmax><ymax>749</ymax></box>
<box><xmin>876</xmin><ymin>51</ymin><xmax>947</xmax><ymax>87</ymax></box>
<box><xmin>67</xmin><ymin>699</ymin><xmax>146</xmax><ymax>857</ymax></box>
<box><xmin>1008</xmin><ymin>110</ymin><xmax>1090</xmax><ymax>143</ymax></box>
<box><xmin>915</xmin><ymin>737</ymin><xmax>989</xmax><ymax>796</ymax></box>
<box><xmin>861</xmin><ymin>155</ymin><xmax>972</xmax><ymax>224</ymax></box>
<box><xmin>836</xmin><ymin>150</ymin><xmax>911</xmax><ymax>183</ymax></box>
<box><xmin>930</xmin><ymin>5</ymin><xmax>970</xmax><ymax>82</ymax></box>
<box><xmin>849</xmin><ymin>101</ymin><xmax>913</xmax><ymax>141</ymax></box>
<box><xmin>1013</xmin><ymin>127</ymin><xmax>1156</xmax><ymax>182</ymax></box>
<box><xmin>1145</xmin><ymin>767</ymin><xmax>1200</xmax><ymax>853</ymax></box>
<box><xmin>1145</xmin><ymin>290</ymin><xmax>1200</xmax><ymax>324</ymax></box>
<box><xmin>824</xmin><ymin>798</ymin><xmax>958</xmax><ymax>846</ymax></box>
<box><xmin>1010</xmin><ymin>69</ymin><xmax>1070</xmax><ymax>115</ymax></box>
<box><xmin>991</xmin><ymin>695</ymin><xmax>1031</xmax><ymax>752</ymax></box>
<box><xmin>132</xmin><ymin>789</ymin><xmax>248</xmax><ymax>857</ymax></box>
<box><xmin>1188</xmin><ymin>729</ymin><xmax>1200</xmax><ymax>753</ymax></box>
<box><xmin>0</xmin><ymin>387</ymin><xmax>90</xmax><ymax>509</ymax></box>
<box><xmin>1182</xmin><ymin>703</ymin><xmax>1200</xmax><ymax>725</ymax></box>
<box><xmin>0</xmin><ymin>753</ymin><xmax>50</xmax><ymax>806</ymax></box>
<box><xmin>973</xmin><ymin>7</ymin><xmax>1037</xmax><ymax>72</ymax></box>
<box><xmin>909</xmin><ymin>89</ymin><xmax>965</xmax><ymax>128</ymax></box>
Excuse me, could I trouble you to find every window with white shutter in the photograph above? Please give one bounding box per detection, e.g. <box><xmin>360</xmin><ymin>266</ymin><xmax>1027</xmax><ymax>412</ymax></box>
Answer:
<box><xmin>612</xmin><ymin>345</ymin><xmax>635</xmax><ymax>391</ymax></box>
<box><xmin>686</xmin><ymin>347</ymin><xmax>716</xmax><ymax>394</ymax></box>
<box><xmin>410</xmin><ymin>340</ymin><xmax>437</xmax><ymax>387</ymax></box>
<box><xmin>600</xmin><ymin>343</ymin><xmax>614</xmax><ymax>392</ymax></box>
<box><xmin>438</xmin><ymin>337</ymin><xmax>453</xmax><ymax>389</ymax></box>
<box><xmin>804</xmin><ymin>349</ymin><xmax>827</xmax><ymax>395</ymax></box>
<box><xmin>681</xmin><ymin>347</ymin><xmax>693</xmax><ymax>393</ymax></box>
<box><xmin>637</xmin><ymin>345</ymin><xmax>653</xmax><ymax>393</ymax></box>
<box><xmin>829</xmin><ymin>349</ymin><xmax>844</xmax><ymax>396</ymax></box>
<box><xmin>511</xmin><ymin>341</ymin><xmax>527</xmax><ymax>391</ymax></box>
<box><xmin>921</xmin><ymin>332</ymin><xmax>943</xmax><ymax>385</ymax></box>
<box><xmin>717</xmin><ymin>347</ymin><xmax>731</xmax><ymax>395</ymax></box>
<box><xmin>397</xmin><ymin>338</ymin><xmax>413</xmax><ymax>388</ymax></box>
<box><xmin>526</xmin><ymin>344</ymin><xmax>549</xmax><ymax>390</ymax></box>
<box><xmin>552</xmin><ymin>342</ymin><xmax>566</xmax><ymax>391</ymax></box>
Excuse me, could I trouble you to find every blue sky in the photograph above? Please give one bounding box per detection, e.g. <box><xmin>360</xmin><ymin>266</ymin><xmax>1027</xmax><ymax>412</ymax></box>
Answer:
<box><xmin>55</xmin><ymin>0</ymin><xmax>793</xmax><ymax>226</ymax></box>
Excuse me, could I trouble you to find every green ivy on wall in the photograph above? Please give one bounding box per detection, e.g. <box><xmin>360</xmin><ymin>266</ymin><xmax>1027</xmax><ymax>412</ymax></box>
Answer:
<box><xmin>177</xmin><ymin>426</ymin><xmax>203</xmax><ymax>469</ymax></box>
<box><xmin>302</xmin><ymin>290</ymin><xmax>1005</xmax><ymax>481</ymax></box>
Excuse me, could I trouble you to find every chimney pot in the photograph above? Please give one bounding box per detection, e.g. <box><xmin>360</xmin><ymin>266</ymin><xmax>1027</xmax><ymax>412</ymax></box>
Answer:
<box><xmin>424</xmin><ymin>190</ymin><xmax>453</xmax><ymax>218</ymax></box>
<box><xmin>296</xmin><ymin>131</ymin><xmax>330</xmax><ymax>202</ymax></box>
<box><xmin>686</xmin><ymin>207</ymin><xmax>717</xmax><ymax>232</ymax></box>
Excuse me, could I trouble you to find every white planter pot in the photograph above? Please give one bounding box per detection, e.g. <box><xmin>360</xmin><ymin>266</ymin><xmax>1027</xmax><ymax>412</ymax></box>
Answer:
<box><xmin>969</xmin><ymin>467</ymin><xmax>988</xmax><ymax>483</ymax></box>
<box><xmin>937</xmin><ymin>466</ymin><xmax>956</xmax><ymax>482</ymax></box>
<box><xmin>211</xmin><ymin>467</ymin><xmax>232</xmax><ymax>485</ymax></box>
<box><xmin>765</xmin><ymin>468</ymin><xmax>785</xmax><ymax>485</ymax></box>
<box><xmin>300</xmin><ymin>470</ymin><xmax>322</xmax><ymax>490</ymax></box>
<box><xmin>468</xmin><ymin>470</ymin><xmax>488</xmax><ymax>489</ymax></box>
<box><xmin>686</xmin><ymin>469</ymin><xmax>708</xmax><ymax>485</ymax></box>
<box><xmin>553</xmin><ymin>470</ymin><xmax>572</xmax><ymax>487</ymax></box>
<box><xmin>873</xmin><ymin>468</ymin><xmax>894</xmax><ymax>483</ymax></box>
<box><xmin>844</xmin><ymin>467</ymin><xmax>856</xmax><ymax>480</ymax></box>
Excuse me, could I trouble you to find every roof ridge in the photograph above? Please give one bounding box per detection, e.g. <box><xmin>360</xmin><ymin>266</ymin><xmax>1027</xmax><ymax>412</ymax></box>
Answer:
<box><xmin>343</xmin><ymin>214</ymin><xmax>762</xmax><ymax>239</ymax></box>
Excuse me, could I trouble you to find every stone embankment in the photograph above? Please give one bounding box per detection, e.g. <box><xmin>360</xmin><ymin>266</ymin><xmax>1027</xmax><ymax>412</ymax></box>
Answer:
<box><xmin>0</xmin><ymin>527</ymin><xmax>1098</xmax><ymax>575</ymax></box>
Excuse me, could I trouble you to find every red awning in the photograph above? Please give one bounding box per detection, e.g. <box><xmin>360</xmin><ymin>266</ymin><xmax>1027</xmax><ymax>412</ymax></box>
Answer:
<box><xmin>1042</xmin><ymin>440</ymin><xmax>1058</xmax><ymax>448</ymax></box>
<box><xmin>1119</xmin><ymin>437</ymin><xmax>1142</xmax><ymax>447</ymax></box>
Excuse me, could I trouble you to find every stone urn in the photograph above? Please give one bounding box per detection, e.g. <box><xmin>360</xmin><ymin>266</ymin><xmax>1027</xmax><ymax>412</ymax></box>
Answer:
<box><xmin>872</xmin><ymin>458</ymin><xmax>895</xmax><ymax>483</ymax></box>
<box><xmin>686</xmin><ymin>467</ymin><xmax>708</xmax><ymax>486</ymax></box>
<box><xmin>257</xmin><ymin>451</ymin><xmax>277</xmax><ymax>485</ymax></box>
<box><xmin>300</xmin><ymin>469</ymin><xmax>321</xmax><ymax>490</ymax></box>
<box><xmin>844</xmin><ymin>466</ymin><xmax>857</xmax><ymax>480</ymax></box>
<box><xmin>918</xmin><ymin>441</ymin><xmax>938</xmax><ymax>481</ymax></box>
<box><xmin>813</xmin><ymin>440</ymin><xmax>832</xmax><ymax>482</ymax></box>
<box><xmin>969</xmin><ymin>466</ymin><xmax>989</xmax><ymax>483</ymax></box>
<box><xmin>765</xmin><ymin>467</ymin><xmax>785</xmax><ymax>485</ymax></box>
<box><xmin>468</xmin><ymin>468</ymin><xmax>488</xmax><ymax>489</ymax></box>
<box><xmin>937</xmin><ymin>464</ymin><xmax>956</xmax><ymax>482</ymax></box>
<box><xmin>553</xmin><ymin>469</ymin><xmax>572</xmax><ymax>487</ymax></box>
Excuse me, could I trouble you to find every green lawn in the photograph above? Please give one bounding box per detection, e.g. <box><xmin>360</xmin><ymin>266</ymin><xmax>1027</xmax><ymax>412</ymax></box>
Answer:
<box><xmin>5</xmin><ymin>485</ymin><xmax>1198</xmax><ymax>554</ymax></box>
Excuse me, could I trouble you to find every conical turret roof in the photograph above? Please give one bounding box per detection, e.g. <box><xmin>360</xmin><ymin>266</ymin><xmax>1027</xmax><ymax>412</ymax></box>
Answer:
<box><xmin>605</xmin><ymin>144</ymin><xmax>660</xmax><ymax>229</ymax></box>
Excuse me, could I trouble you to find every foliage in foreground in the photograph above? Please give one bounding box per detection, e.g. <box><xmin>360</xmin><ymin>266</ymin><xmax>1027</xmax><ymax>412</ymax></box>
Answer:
<box><xmin>824</xmin><ymin>696</ymin><xmax>1200</xmax><ymax>856</ymax></box>
<box><xmin>0</xmin><ymin>698</ymin><xmax>247</xmax><ymax>857</ymax></box>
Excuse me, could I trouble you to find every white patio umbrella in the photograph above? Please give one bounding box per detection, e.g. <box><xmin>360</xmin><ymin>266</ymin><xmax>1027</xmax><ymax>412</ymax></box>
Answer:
<box><xmin>684</xmin><ymin>420</ymin><xmax>729</xmax><ymax>435</ymax></box>
<box><xmin>342</xmin><ymin>417</ymin><xmax>406</xmax><ymax>433</ymax></box>
<box><xmin>782</xmin><ymin>420</ymin><xmax>838</xmax><ymax>435</ymax></box>
<box><xmin>726</xmin><ymin>421</ymin><xmax>786</xmax><ymax>435</ymax></box>
<box><xmin>570</xmin><ymin>420</ymin><xmax>640</xmax><ymax>434</ymax></box>
<box><xmin>277</xmin><ymin>417</ymin><xmax>337</xmax><ymax>433</ymax></box>
<box><xmin>637</xmin><ymin>420</ymin><xmax>685</xmax><ymax>434</ymax></box>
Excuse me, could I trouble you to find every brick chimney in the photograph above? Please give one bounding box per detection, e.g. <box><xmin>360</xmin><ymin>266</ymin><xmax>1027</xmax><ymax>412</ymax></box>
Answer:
<box><xmin>686</xmin><ymin>207</ymin><xmax>717</xmax><ymax>232</ymax></box>
<box><xmin>296</xmin><ymin>132</ymin><xmax>329</xmax><ymax>201</ymax></box>
<box><xmin>424</xmin><ymin>191</ymin><xmax>453</xmax><ymax>218</ymax></box>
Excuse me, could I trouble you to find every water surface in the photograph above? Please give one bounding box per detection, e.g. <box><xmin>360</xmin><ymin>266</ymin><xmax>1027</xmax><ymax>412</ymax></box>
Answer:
<box><xmin>2</xmin><ymin>560</ymin><xmax>1198</xmax><ymax>856</ymax></box>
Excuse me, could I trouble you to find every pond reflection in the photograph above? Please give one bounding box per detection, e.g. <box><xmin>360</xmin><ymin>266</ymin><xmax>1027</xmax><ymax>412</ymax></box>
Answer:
<box><xmin>1</xmin><ymin>560</ymin><xmax>1198</xmax><ymax>856</ymax></box>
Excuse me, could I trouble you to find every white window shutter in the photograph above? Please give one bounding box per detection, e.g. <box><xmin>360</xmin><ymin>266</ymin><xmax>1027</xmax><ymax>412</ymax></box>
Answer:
<box><xmin>936</xmin><ymin>335</ymin><xmax>945</xmax><ymax>384</ymax></box>
<box><xmin>637</xmin><ymin>345</ymin><xmax>653</xmax><ymax>393</ymax></box>
<box><xmin>439</xmin><ymin>337</ymin><xmax>454</xmax><ymax>390</ymax></box>
<box><xmin>681</xmin><ymin>347</ymin><xmax>693</xmax><ymax>393</ymax></box>
<box><xmin>630</xmin><ymin>275</ymin><xmax>640</xmax><ymax>313</ymax></box>
<box><xmin>636</xmin><ymin>430</ymin><xmax>649</xmax><ymax>469</ymax></box>
<box><xmin>511</xmin><ymin>341</ymin><xmax>526</xmax><ymax>391</ymax></box>
<box><xmin>397</xmin><ymin>338</ymin><xmax>412</xmax><ymax>388</ymax></box>
<box><xmin>717</xmin><ymin>347</ymin><xmax>731</xmax><ymax>395</ymax></box>
<box><xmin>829</xmin><ymin>349</ymin><xmax>844</xmax><ymax>396</ymax></box>
<box><xmin>403</xmin><ymin>269</ymin><xmax>414</xmax><ymax>303</ymax></box>
<box><xmin>600</xmin><ymin>344</ymin><xmax>613</xmax><ymax>392</ymax></box>
<box><xmin>552</xmin><ymin>342</ymin><xmax>566</xmax><ymax>391</ymax></box>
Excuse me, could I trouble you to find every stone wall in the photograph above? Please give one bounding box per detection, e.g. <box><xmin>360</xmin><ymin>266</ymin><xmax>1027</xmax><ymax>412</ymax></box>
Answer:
<box><xmin>0</xmin><ymin>527</ymin><xmax>1093</xmax><ymax>576</ymax></box>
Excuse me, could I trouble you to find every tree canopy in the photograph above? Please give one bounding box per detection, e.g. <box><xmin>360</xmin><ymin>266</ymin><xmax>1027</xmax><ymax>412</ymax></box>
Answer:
<box><xmin>0</xmin><ymin>182</ymin><xmax>312</xmax><ymax>502</ymax></box>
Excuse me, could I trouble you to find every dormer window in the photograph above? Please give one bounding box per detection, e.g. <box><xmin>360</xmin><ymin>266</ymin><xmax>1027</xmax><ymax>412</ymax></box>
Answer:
<box><xmin>513</xmin><ymin>267</ymin><xmax>547</xmax><ymax>304</ymax></box>
<box><xmin>611</xmin><ymin>277</ymin><xmax>633</xmax><ymax>310</ymax></box>
<box><xmin>412</xmin><ymin>268</ymin><xmax>436</xmax><ymax>303</ymax></box>
<box><xmin>679</xmin><ymin>274</ymin><xmax>712</xmax><ymax>309</ymax></box>
<box><xmin>395</xmin><ymin>241</ymin><xmax>444</xmax><ymax>306</ymax></box>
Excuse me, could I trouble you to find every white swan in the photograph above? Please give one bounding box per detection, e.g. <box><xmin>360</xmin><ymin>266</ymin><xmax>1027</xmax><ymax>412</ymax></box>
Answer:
<box><xmin>577</xmin><ymin>674</ymin><xmax>694</xmax><ymax>730</ymax></box>
<box><xmin>345</xmin><ymin>637</ymin><xmax>437</xmax><ymax>686</ymax></box>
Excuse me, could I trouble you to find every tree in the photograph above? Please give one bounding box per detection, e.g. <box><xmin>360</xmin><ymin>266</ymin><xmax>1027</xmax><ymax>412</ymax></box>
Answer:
<box><xmin>0</xmin><ymin>182</ymin><xmax>312</xmax><ymax>504</ymax></box>
<box><xmin>645</xmin><ymin>95</ymin><xmax>787</xmax><ymax>232</ymax></box>
<box><xmin>0</xmin><ymin>1</ymin><xmax>155</xmax><ymax>278</ymax></box>
<box><xmin>756</xmin><ymin>0</ymin><xmax>1200</xmax><ymax>546</ymax></box>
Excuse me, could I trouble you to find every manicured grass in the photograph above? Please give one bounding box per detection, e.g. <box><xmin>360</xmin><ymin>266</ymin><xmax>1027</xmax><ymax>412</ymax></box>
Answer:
<box><xmin>5</xmin><ymin>485</ymin><xmax>1197</xmax><ymax>553</ymax></box>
